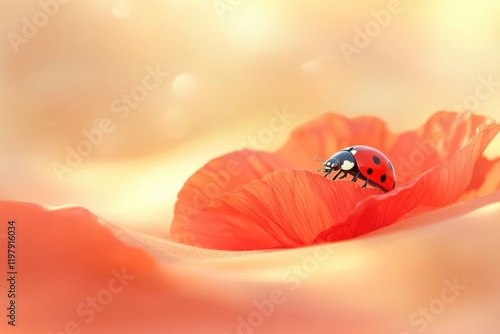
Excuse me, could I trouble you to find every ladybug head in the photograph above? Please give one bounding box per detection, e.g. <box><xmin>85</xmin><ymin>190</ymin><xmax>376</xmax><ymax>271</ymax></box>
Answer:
<box><xmin>324</xmin><ymin>159</ymin><xmax>341</xmax><ymax>172</ymax></box>
<box><xmin>315</xmin><ymin>158</ymin><xmax>340</xmax><ymax>173</ymax></box>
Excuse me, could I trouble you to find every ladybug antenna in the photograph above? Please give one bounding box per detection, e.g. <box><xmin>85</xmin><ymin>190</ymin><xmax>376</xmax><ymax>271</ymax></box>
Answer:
<box><xmin>315</xmin><ymin>158</ymin><xmax>325</xmax><ymax>173</ymax></box>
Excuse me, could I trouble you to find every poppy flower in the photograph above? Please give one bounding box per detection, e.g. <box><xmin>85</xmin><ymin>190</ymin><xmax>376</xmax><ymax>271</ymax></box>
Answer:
<box><xmin>171</xmin><ymin>111</ymin><xmax>499</xmax><ymax>250</ymax></box>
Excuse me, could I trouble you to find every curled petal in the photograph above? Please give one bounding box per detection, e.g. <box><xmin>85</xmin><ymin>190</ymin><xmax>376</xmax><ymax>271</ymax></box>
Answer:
<box><xmin>386</xmin><ymin>111</ymin><xmax>495</xmax><ymax>185</ymax></box>
<box><xmin>172</xmin><ymin>169</ymin><xmax>380</xmax><ymax>250</ymax></box>
<box><xmin>315</xmin><ymin>122</ymin><xmax>500</xmax><ymax>242</ymax></box>
<box><xmin>0</xmin><ymin>201</ymin><xmax>159</xmax><ymax>332</ymax></box>
<box><xmin>459</xmin><ymin>157</ymin><xmax>500</xmax><ymax>201</ymax></box>
<box><xmin>172</xmin><ymin>150</ymin><xmax>289</xmax><ymax>244</ymax></box>
<box><xmin>275</xmin><ymin>111</ymin><xmax>495</xmax><ymax>185</ymax></box>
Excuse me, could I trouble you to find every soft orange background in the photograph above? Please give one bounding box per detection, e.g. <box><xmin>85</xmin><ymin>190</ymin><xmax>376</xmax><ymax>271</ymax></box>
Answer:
<box><xmin>2</xmin><ymin>0</ymin><xmax>500</xmax><ymax>236</ymax></box>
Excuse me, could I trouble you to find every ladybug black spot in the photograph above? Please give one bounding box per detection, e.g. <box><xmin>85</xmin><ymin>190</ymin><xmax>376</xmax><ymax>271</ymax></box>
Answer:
<box><xmin>373</xmin><ymin>156</ymin><xmax>381</xmax><ymax>164</ymax></box>
<box><xmin>380</xmin><ymin>174</ymin><xmax>387</xmax><ymax>182</ymax></box>
<box><xmin>367</xmin><ymin>168</ymin><xmax>373</xmax><ymax>175</ymax></box>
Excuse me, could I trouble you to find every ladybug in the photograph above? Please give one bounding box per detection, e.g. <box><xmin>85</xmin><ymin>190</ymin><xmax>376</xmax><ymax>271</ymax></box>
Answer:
<box><xmin>316</xmin><ymin>145</ymin><xmax>396</xmax><ymax>192</ymax></box>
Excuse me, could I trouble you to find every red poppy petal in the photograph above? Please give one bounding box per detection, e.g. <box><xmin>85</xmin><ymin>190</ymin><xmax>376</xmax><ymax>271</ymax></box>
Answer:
<box><xmin>172</xmin><ymin>169</ymin><xmax>381</xmax><ymax>250</ymax></box>
<box><xmin>315</xmin><ymin>122</ymin><xmax>500</xmax><ymax>243</ymax></box>
<box><xmin>172</xmin><ymin>150</ymin><xmax>289</xmax><ymax>239</ymax></box>
<box><xmin>0</xmin><ymin>201</ymin><xmax>159</xmax><ymax>332</ymax></box>
<box><xmin>458</xmin><ymin>157</ymin><xmax>500</xmax><ymax>201</ymax></box>
<box><xmin>275</xmin><ymin>113</ymin><xmax>392</xmax><ymax>172</ymax></box>
<box><xmin>386</xmin><ymin>111</ymin><xmax>495</xmax><ymax>185</ymax></box>
<box><xmin>274</xmin><ymin>111</ymin><xmax>494</xmax><ymax>186</ymax></box>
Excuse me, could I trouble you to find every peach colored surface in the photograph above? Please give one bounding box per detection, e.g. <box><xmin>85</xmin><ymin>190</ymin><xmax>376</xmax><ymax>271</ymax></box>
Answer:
<box><xmin>1</xmin><ymin>192</ymin><xmax>500</xmax><ymax>333</ymax></box>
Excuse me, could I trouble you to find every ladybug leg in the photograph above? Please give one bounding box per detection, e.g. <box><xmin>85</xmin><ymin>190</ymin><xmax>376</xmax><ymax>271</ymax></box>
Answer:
<box><xmin>331</xmin><ymin>170</ymin><xmax>343</xmax><ymax>180</ymax></box>
<box><xmin>323</xmin><ymin>170</ymin><xmax>332</xmax><ymax>178</ymax></box>
<box><xmin>351</xmin><ymin>172</ymin><xmax>360</xmax><ymax>182</ymax></box>
<box><xmin>361</xmin><ymin>179</ymin><xmax>369</xmax><ymax>188</ymax></box>
<box><xmin>337</xmin><ymin>171</ymin><xmax>348</xmax><ymax>180</ymax></box>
